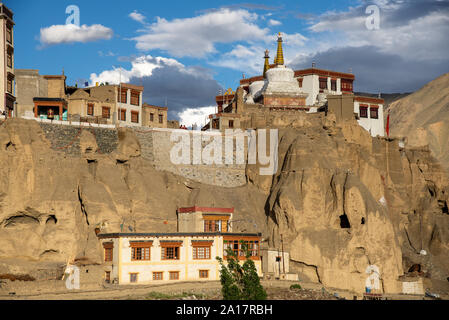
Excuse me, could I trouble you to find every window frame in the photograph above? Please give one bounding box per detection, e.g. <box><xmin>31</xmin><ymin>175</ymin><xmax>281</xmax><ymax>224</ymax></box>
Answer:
<box><xmin>119</xmin><ymin>108</ymin><xmax>126</xmax><ymax>121</ymax></box>
<box><xmin>319</xmin><ymin>77</ymin><xmax>328</xmax><ymax>90</ymax></box>
<box><xmin>359</xmin><ymin>105</ymin><xmax>369</xmax><ymax>118</ymax></box>
<box><xmin>102</xmin><ymin>106</ymin><xmax>111</xmax><ymax>119</ymax></box>
<box><xmin>131</xmin><ymin>111</ymin><xmax>139</xmax><ymax>123</ymax></box>
<box><xmin>104</xmin><ymin>271</ymin><xmax>111</xmax><ymax>283</ymax></box>
<box><xmin>118</xmin><ymin>89</ymin><xmax>128</xmax><ymax>104</ymax></box>
<box><xmin>129</xmin><ymin>273</ymin><xmax>138</xmax><ymax>283</ymax></box>
<box><xmin>6</xmin><ymin>52</ymin><xmax>12</xmax><ymax>68</ymax></box>
<box><xmin>158</xmin><ymin>114</ymin><xmax>163</xmax><ymax>124</ymax></box>
<box><xmin>87</xmin><ymin>103</ymin><xmax>94</xmax><ymax>116</ymax></box>
<box><xmin>103</xmin><ymin>243</ymin><xmax>113</xmax><ymax>262</ymax></box>
<box><xmin>150</xmin><ymin>113</ymin><xmax>154</xmax><ymax>122</ymax></box>
<box><xmin>130</xmin><ymin>90</ymin><xmax>140</xmax><ymax>106</ymax></box>
<box><xmin>152</xmin><ymin>272</ymin><xmax>163</xmax><ymax>280</ymax></box>
<box><xmin>6</xmin><ymin>24</ymin><xmax>12</xmax><ymax>44</ymax></box>
<box><xmin>130</xmin><ymin>242</ymin><xmax>153</xmax><ymax>261</ymax></box>
<box><xmin>169</xmin><ymin>271</ymin><xmax>180</xmax><ymax>280</ymax></box>
<box><xmin>199</xmin><ymin>270</ymin><xmax>209</xmax><ymax>279</ymax></box>
<box><xmin>331</xmin><ymin>79</ymin><xmax>337</xmax><ymax>91</ymax></box>
<box><xmin>193</xmin><ymin>246</ymin><xmax>211</xmax><ymax>260</ymax></box>
<box><xmin>370</xmin><ymin>105</ymin><xmax>379</xmax><ymax>119</ymax></box>
<box><xmin>7</xmin><ymin>78</ymin><xmax>13</xmax><ymax>94</ymax></box>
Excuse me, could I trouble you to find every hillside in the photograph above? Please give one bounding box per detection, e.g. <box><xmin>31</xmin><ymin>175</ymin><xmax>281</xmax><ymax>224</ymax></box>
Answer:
<box><xmin>388</xmin><ymin>72</ymin><xmax>449</xmax><ymax>169</ymax></box>
<box><xmin>0</xmin><ymin>113</ymin><xmax>448</xmax><ymax>296</ymax></box>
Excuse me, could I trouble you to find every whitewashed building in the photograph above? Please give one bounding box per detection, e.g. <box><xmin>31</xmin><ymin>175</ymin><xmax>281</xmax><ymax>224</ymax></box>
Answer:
<box><xmin>98</xmin><ymin>207</ymin><xmax>262</xmax><ymax>285</ymax></box>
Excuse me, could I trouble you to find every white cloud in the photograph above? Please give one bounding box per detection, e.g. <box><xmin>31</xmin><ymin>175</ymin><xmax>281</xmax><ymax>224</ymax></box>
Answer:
<box><xmin>89</xmin><ymin>55</ymin><xmax>187</xmax><ymax>85</ymax></box>
<box><xmin>129</xmin><ymin>10</ymin><xmax>146</xmax><ymax>24</ymax></box>
<box><xmin>40</xmin><ymin>24</ymin><xmax>113</xmax><ymax>45</ymax></box>
<box><xmin>307</xmin><ymin>1</ymin><xmax>449</xmax><ymax>61</ymax></box>
<box><xmin>132</xmin><ymin>8</ymin><xmax>270</xmax><ymax>57</ymax></box>
<box><xmin>268</xmin><ymin>19</ymin><xmax>282</xmax><ymax>26</ymax></box>
<box><xmin>178</xmin><ymin>106</ymin><xmax>217</xmax><ymax>128</ymax></box>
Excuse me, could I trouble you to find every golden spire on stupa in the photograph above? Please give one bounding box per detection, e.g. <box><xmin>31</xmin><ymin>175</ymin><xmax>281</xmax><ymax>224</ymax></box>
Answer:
<box><xmin>263</xmin><ymin>49</ymin><xmax>270</xmax><ymax>78</ymax></box>
<box><xmin>274</xmin><ymin>32</ymin><xmax>284</xmax><ymax>66</ymax></box>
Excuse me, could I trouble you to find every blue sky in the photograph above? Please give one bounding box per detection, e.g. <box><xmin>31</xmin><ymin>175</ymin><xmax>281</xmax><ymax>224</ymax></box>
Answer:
<box><xmin>6</xmin><ymin>0</ymin><xmax>449</xmax><ymax>125</ymax></box>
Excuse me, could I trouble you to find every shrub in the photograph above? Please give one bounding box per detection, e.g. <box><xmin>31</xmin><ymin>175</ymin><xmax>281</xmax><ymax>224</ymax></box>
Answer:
<box><xmin>290</xmin><ymin>284</ymin><xmax>302</xmax><ymax>290</ymax></box>
<box><xmin>216</xmin><ymin>241</ymin><xmax>267</xmax><ymax>300</ymax></box>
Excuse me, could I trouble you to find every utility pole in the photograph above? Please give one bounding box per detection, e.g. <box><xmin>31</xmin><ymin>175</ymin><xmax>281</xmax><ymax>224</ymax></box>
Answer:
<box><xmin>281</xmin><ymin>234</ymin><xmax>285</xmax><ymax>274</ymax></box>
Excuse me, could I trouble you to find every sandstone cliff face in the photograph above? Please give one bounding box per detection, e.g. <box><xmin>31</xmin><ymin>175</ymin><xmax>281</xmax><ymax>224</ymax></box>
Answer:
<box><xmin>248</xmin><ymin>115</ymin><xmax>449</xmax><ymax>294</ymax></box>
<box><xmin>388</xmin><ymin>72</ymin><xmax>449</xmax><ymax>170</ymax></box>
<box><xmin>0</xmin><ymin>117</ymin><xmax>448</xmax><ymax>295</ymax></box>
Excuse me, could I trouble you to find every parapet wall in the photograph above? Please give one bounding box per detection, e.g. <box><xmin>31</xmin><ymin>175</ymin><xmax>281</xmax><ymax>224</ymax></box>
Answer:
<box><xmin>37</xmin><ymin>120</ymin><xmax>246</xmax><ymax>187</ymax></box>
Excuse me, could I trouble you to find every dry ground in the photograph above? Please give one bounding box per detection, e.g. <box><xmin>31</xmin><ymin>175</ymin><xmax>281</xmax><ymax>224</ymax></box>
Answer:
<box><xmin>1</xmin><ymin>280</ymin><xmax>445</xmax><ymax>300</ymax></box>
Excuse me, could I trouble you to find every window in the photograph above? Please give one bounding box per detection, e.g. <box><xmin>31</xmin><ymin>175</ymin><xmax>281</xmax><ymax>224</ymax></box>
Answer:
<box><xmin>370</xmin><ymin>106</ymin><xmax>379</xmax><ymax>119</ymax></box>
<box><xmin>169</xmin><ymin>271</ymin><xmax>179</xmax><ymax>280</ymax></box>
<box><xmin>162</xmin><ymin>246</ymin><xmax>180</xmax><ymax>260</ymax></box>
<box><xmin>130</xmin><ymin>91</ymin><xmax>140</xmax><ymax>106</ymax></box>
<box><xmin>204</xmin><ymin>217</ymin><xmax>228</xmax><ymax>232</ymax></box>
<box><xmin>331</xmin><ymin>79</ymin><xmax>337</xmax><ymax>91</ymax></box>
<box><xmin>130</xmin><ymin>242</ymin><xmax>152</xmax><ymax>261</ymax></box>
<box><xmin>104</xmin><ymin>271</ymin><xmax>111</xmax><ymax>283</ymax></box>
<box><xmin>7</xmin><ymin>78</ymin><xmax>13</xmax><ymax>94</ymax></box>
<box><xmin>118</xmin><ymin>89</ymin><xmax>127</xmax><ymax>103</ymax></box>
<box><xmin>131</xmin><ymin>111</ymin><xmax>139</xmax><ymax>123</ymax></box>
<box><xmin>119</xmin><ymin>109</ymin><xmax>126</xmax><ymax>121</ymax></box>
<box><xmin>87</xmin><ymin>104</ymin><xmax>94</xmax><ymax>116</ymax></box>
<box><xmin>199</xmin><ymin>270</ymin><xmax>209</xmax><ymax>279</ymax></box>
<box><xmin>359</xmin><ymin>105</ymin><xmax>368</xmax><ymax>118</ymax></box>
<box><xmin>297</xmin><ymin>78</ymin><xmax>303</xmax><ymax>87</ymax></box>
<box><xmin>341</xmin><ymin>79</ymin><xmax>353</xmax><ymax>92</ymax></box>
<box><xmin>223</xmin><ymin>239</ymin><xmax>260</xmax><ymax>260</ymax></box>
<box><xmin>228</xmin><ymin>120</ymin><xmax>234</xmax><ymax>128</ymax></box>
<box><xmin>193</xmin><ymin>246</ymin><xmax>211</xmax><ymax>260</ymax></box>
<box><xmin>103</xmin><ymin>243</ymin><xmax>113</xmax><ymax>262</ymax></box>
<box><xmin>102</xmin><ymin>107</ymin><xmax>110</xmax><ymax>119</ymax></box>
<box><xmin>6</xmin><ymin>25</ymin><xmax>12</xmax><ymax>43</ymax></box>
<box><xmin>159</xmin><ymin>114</ymin><xmax>163</xmax><ymax>124</ymax></box>
<box><xmin>7</xmin><ymin>52</ymin><xmax>12</xmax><ymax>68</ymax></box>
<box><xmin>150</xmin><ymin>113</ymin><xmax>154</xmax><ymax>122</ymax></box>
<box><xmin>153</xmin><ymin>272</ymin><xmax>163</xmax><ymax>280</ymax></box>
<box><xmin>130</xmin><ymin>273</ymin><xmax>138</xmax><ymax>283</ymax></box>
<box><xmin>319</xmin><ymin>77</ymin><xmax>328</xmax><ymax>90</ymax></box>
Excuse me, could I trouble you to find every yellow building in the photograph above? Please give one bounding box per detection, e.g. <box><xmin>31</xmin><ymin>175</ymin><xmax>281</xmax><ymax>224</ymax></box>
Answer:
<box><xmin>142</xmin><ymin>103</ymin><xmax>168</xmax><ymax>128</ymax></box>
<box><xmin>97</xmin><ymin>207</ymin><xmax>262</xmax><ymax>285</ymax></box>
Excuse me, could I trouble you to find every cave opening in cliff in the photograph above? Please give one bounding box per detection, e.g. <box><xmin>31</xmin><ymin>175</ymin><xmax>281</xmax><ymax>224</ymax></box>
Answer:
<box><xmin>361</xmin><ymin>217</ymin><xmax>365</xmax><ymax>225</ymax></box>
<box><xmin>339</xmin><ymin>214</ymin><xmax>351</xmax><ymax>228</ymax></box>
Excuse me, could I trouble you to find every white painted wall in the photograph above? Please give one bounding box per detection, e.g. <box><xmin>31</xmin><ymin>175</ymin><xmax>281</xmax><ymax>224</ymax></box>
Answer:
<box><xmin>354</xmin><ymin>101</ymin><xmax>385</xmax><ymax>137</ymax></box>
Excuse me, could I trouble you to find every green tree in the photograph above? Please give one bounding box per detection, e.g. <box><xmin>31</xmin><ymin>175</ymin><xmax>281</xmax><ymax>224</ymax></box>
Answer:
<box><xmin>216</xmin><ymin>241</ymin><xmax>267</xmax><ymax>300</ymax></box>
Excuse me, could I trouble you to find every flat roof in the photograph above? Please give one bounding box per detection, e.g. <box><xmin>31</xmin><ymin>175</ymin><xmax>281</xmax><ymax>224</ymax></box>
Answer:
<box><xmin>178</xmin><ymin>206</ymin><xmax>234</xmax><ymax>214</ymax></box>
<box><xmin>98</xmin><ymin>232</ymin><xmax>261</xmax><ymax>239</ymax></box>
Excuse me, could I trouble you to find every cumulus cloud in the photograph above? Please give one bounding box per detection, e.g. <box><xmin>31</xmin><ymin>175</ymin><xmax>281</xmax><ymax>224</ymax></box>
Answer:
<box><xmin>178</xmin><ymin>106</ymin><xmax>217</xmax><ymax>128</ymax></box>
<box><xmin>129</xmin><ymin>10</ymin><xmax>147</xmax><ymax>24</ymax></box>
<box><xmin>307</xmin><ymin>0</ymin><xmax>449</xmax><ymax>61</ymax></box>
<box><xmin>290</xmin><ymin>0</ymin><xmax>449</xmax><ymax>92</ymax></box>
<box><xmin>39</xmin><ymin>24</ymin><xmax>113</xmax><ymax>45</ymax></box>
<box><xmin>90</xmin><ymin>55</ymin><xmax>221</xmax><ymax>122</ymax></box>
<box><xmin>131</xmin><ymin>8</ymin><xmax>270</xmax><ymax>57</ymax></box>
<box><xmin>268</xmin><ymin>19</ymin><xmax>282</xmax><ymax>26</ymax></box>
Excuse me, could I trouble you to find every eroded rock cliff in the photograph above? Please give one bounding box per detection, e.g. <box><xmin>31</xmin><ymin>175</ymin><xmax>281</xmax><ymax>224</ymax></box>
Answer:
<box><xmin>0</xmin><ymin>116</ymin><xmax>448</xmax><ymax>295</ymax></box>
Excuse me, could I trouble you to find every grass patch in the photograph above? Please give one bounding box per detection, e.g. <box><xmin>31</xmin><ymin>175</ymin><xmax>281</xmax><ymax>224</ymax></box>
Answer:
<box><xmin>290</xmin><ymin>284</ymin><xmax>302</xmax><ymax>290</ymax></box>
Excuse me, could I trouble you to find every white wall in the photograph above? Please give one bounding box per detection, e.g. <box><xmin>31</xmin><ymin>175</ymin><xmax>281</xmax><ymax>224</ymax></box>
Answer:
<box><xmin>354</xmin><ymin>101</ymin><xmax>385</xmax><ymax>137</ymax></box>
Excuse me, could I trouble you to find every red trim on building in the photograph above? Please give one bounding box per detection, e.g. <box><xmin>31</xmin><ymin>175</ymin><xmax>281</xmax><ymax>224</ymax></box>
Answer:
<box><xmin>355</xmin><ymin>96</ymin><xmax>384</xmax><ymax>104</ymax></box>
<box><xmin>178</xmin><ymin>206</ymin><xmax>234</xmax><ymax>214</ymax></box>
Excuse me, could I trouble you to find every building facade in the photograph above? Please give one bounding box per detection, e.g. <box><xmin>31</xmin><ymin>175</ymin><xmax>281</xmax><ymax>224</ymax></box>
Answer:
<box><xmin>0</xmin><ymin>3</ymin><xmax>15</xmax><ymax>118</ymax></box>
<box><xmin>142</xmin><ymin>103</ymin><xmax>168</xmax><ymax>128</ymax></box>
<box><xmin>205</xmin><ymin>33</ymin><xmax>385</xmax><ymax>138</ymax></box>
<box><xmin>97</xmin><ymin>207</ymin><xmax>262</xmax><ymax>285</ymax></box>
